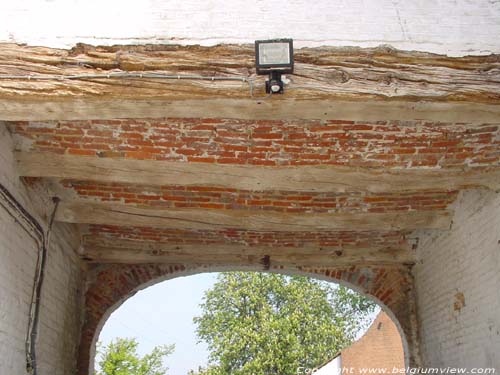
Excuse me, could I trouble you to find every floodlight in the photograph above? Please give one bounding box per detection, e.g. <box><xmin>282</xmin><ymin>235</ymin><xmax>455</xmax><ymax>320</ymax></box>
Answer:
<box><xmin>255</xmin><ymin>39</ymin><xmax>294</xmax><ymax>94</ymax></box>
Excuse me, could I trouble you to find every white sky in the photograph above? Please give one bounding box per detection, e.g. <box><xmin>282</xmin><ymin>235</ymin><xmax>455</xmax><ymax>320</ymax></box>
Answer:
<box><xmin>98</xmin><ymin>273</ymin><xmax>217</xmax><ymax>374</ymax></box>
<box><xmin>97</xmin><ymin>272</ymin><xmax>379</xmax><ymax>374</ymax></box>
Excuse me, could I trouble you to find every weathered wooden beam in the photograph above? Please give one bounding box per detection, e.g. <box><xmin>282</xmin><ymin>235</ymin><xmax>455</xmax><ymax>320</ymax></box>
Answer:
<box><xmin>0</xmin><ymin>43</ymin><xmax>499</xmax><ymax>102</ymax></box>
<box><xmin>83</xmin><ymin>236</ymin><xmax>412</xmax><ymax>253</ymax></box>
<box><xmin>0</xmin><ymin>43</ymin><xmax>500</xmax><ymax>122</ymax></box>
<box><xmin>2</xmin><ymin>98</ymin><xmax>500</xmax><ymax>123</ymax></box>
<box><xmin>17</xmin><ymin>152</ymin><xmax>500</xmax><ymax>193</ymax></box>
<box><xmin>81</xmin><ymin>242</ymin><xmax>414</xmax><ymax>267</ymax></box>
<box><xmin>56</xmin><ymin>201</ymin><xmax>452</xmax><ymax>231</ymax></box>
<box><xmin>81</xmin><ymin>237</ymin><xmax>414</xmax><ymax>266</ymax></box>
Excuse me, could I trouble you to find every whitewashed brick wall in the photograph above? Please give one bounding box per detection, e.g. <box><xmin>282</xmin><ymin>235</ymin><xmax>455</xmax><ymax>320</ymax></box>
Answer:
<box><xmin>414</xmin><ymin>189</ymin><xmax>500</xmax><ymax>368</ymax></box>
<box><xmin>0</xmin><ymin>0</ymin><xmax>499</xmax><ymax>56</ymax></box>
<box><xmin>0</xmin><ymin>123</ymin><xmax>84</xmax><ymax>375</ymax></box>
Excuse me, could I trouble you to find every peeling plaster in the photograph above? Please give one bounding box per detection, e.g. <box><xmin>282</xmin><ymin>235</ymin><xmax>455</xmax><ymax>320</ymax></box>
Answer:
<box><xmin>1</xmin><ymin>0</ymin><xmax>500</xmax><ymax>56</ymax></box>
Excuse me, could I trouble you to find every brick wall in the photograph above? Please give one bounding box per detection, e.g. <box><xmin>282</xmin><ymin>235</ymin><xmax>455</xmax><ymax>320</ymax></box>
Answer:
<box><xmin>337</xmin><ymin>311</ymin><xmax>405</xmax><ymax>372</ymax></box>
<box><xmin>0</xmin><ymin>123</ymin><xmax>84</xmax><ymax>375</ymax></box>
<box><xmin>414</xmin><ymin>189</ymin><xmax>500</xmax><ymax>368</ymax></box>
<box><xmin>64</xmin><ymin>180</ymin><xmax>458</xmax><ymax>214</ymax></box>
<box><xmin>85</xmin><ymin>225</ymin><xmax>408</xmax><ymax>248</ymax></box>
<box><xmin>10</xmin><ymin>119</ymin><xmax>499</xmax><ymax>168</ymax></box>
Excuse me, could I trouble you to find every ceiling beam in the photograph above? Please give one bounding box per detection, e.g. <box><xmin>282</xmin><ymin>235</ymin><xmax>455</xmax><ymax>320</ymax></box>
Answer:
<box><xmin>3</xmin><ymin>99</ymin><xmax>500</xmax><ymax>123</ymax></box>
<box><xmin>0</xmin><ymin>43</ymin><xmax>499</xmax><ymax>103</ymax></box>
<box><xmin>17</xmin><ymin>152</ymin><xmax>500</xmax><ymax>193</ymax></box>
<box><xmin>81</xmin><ymin>237</ymin><xmax>414</xmax><ymax>266</ymax></box>
<box><xmin>0</xmin><ymin>43</ymin><xmax>499</xmax><ymax>122</ymax></box>
<box><xmin>81</xmin><ymin>242</ymin><xmax>414</xmax><ymax>267</ymax></box>
<box><xmin>56</xmin><ymin>201</ymin><xmax>452</xmax><ymax>231</ymax></box>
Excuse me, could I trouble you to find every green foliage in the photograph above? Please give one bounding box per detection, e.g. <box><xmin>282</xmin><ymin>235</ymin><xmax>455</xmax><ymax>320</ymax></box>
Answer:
<box><xmin>192</xmin><ymin>272</ymin><xmax>376</xmax><ymax>375</ymax></box>
<box><xmin>96</xmin><ymin>337</ymin><xmax>174</xmax><ymax>375</ymax></box>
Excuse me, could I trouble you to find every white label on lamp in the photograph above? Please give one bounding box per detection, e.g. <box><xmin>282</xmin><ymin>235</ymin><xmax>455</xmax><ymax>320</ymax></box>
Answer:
<box><xmin>259</xmin><ymin>43</ymin><xmax>290</xmax><ymax>65</ymax></box>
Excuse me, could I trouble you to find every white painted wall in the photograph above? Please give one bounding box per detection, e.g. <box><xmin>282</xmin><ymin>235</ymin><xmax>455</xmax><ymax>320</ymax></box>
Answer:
<box><xmin>0</xmin><ymin>124</ymin><xmax>84</xmax><ymax>375</ymax></box>
<box><xmin>315</xmin><ymin>355</ymin><xmax>341</xmax><ymax>374</ymax></box>
<box><xmin>0</xmin><ymin>0</ymin><xmax>499</xmax><ymax>56</ymax></box>
<box><xmin>414</xmin><ymin>190</ymin><xmax>500</xmax><ymax>368</ymax></box>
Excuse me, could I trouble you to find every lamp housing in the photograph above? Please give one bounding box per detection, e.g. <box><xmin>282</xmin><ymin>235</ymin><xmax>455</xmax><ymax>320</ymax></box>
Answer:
<box><xmin>255</xmin><ymin>39</ymin><xmax>294</xmax><ymax>75</ymax></box>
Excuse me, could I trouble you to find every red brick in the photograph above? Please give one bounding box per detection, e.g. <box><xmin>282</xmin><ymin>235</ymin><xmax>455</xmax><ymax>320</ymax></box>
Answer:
<box><xmin>68</xmin><ymin>149</ymin><xmax>95</xmax><ymax>156</ymax></box>
<box><xmin>13</xmin><ymin>118</ymin><xmax>499</xmax><ymax>169</ymax></box>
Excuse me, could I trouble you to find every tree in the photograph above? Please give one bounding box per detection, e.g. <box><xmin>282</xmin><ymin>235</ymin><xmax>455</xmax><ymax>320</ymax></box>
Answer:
<box><xmin>192</xmin><ymin>272</ymin><xmax>376</xmax><ymax>375</ymax></box>
<box><xmin>95</xmin><ymin>337</ymin><xmax>174</xmax><ymax>375</ymax></box>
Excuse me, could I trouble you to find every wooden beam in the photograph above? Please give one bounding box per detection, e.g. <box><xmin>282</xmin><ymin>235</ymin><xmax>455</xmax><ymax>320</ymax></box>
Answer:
<box><xmin>81</xmin><ymin>238</ymin><xmax>415</xmax><ymax>266</ymax></box>
<box><xmin>83</xmin><ymin>237</ymin><xmax>413</xmax><ymax>257</ymax></box>
<box><xmin>17</xmin><ymin>152</ymin><xmax>500</xmax><ymax>193</ymax></box>
<box><xmin>0</xmin><ymin>43</ymin><xmax>499</xmax><ymax>102</ymax></box>
<box><xmin>56</xmin><ymin>201</ymin><xmax>452</xmax><ymax>231</ymax></box>
<box><xmin>2</xmin><ymin>98</ymin><xmax>500</xmax><ymax>123</ymax></box>
<box><xmin>0</xmin><ymin>43</ymin><xmax>500</xmax><ymax>122</ymax></box>
<box><xmin>82</xmin><ymin>246</ymin><xmax>414</xmax><ymax>267</ymax></box>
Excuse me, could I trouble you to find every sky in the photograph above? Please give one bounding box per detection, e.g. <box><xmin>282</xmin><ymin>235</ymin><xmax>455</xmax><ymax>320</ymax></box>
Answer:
<box><xmin>97</xmin><ymin>272</ymin><xmax>218</xmax><ymax>374</ymax></box>
<box><xmin>97</xmin><ymin>272</ymin><xmax>380</xmax><ymax>374</ymax></box>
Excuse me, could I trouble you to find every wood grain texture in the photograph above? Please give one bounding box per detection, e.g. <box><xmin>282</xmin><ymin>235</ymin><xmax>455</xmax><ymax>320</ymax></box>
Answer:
<box><xmin>17</xmin><ymin>152</ymin><xmax>500</xmax><ymax>193</ymax></box>
<box><xmin>81</xmin><ymin>242</ymin><xmax>414</xmax><ymax>266</ymax></box>
<box><xmin>3</xmin><ymin>98</ymin><xmax>500</xmax><ymax>122</ymax></box>
<box><xmin>0</xmin><ymin>43</ymin><xmax>499</xmax><ymax>102</ymax></box>
<box><xmin>81</xmin><ymin>237</ymin><xmax>414</xmax><ymax>266</ymax></box>
<box><xmin>0</xmin><ymin>43</ymin><xmax>500</xmax><ymax>121</ymax></box>
<box><xmin>0</xmin><ymin>98</ymin><xmax>500</xmax><ymax>124</ymax></box>
<box><xmin>56</xmin><ymin>201</ymin><xmax>452</xmax><ymax>231</ymax></box>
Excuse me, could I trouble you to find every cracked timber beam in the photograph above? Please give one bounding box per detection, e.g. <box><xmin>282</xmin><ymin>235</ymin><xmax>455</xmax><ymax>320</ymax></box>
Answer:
<box><xmin>81</xmin><ymin>240</ymin><xmax>415</xmax><ymax>267</ymax></box>
<box><xmin>56</xmin><ymin>201</ymin><xmax>452</xmax><ymax>231</ymax></box>
<box><xmin>0</xmin><ymin>43</ymin><xmax>500</xmax><ymax>122</ymax></box>
<box><xmin>16</xmin><ymin>152</ymin><xmax>500</xmax><ymax>193</ymax></box>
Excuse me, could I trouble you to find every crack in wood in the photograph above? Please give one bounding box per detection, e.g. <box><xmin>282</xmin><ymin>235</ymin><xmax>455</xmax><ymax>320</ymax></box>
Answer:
<box><xmin>105</xmin><ymin>208</ymin><xmax>229</xmax><ymax>228</ymax></box>
<box><xmin>1</xmin><ymin>43</ymin><xmax>499</xmax><ymax>103</ymax></box>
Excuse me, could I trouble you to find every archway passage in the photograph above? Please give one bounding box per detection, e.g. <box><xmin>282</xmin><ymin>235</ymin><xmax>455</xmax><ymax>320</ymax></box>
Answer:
<box><xmin>1</xmin><ymin>40</ymin><xmax>499</xmax><ymax>375</ymax></box>
<box><xmin>93</xmin><ymin>271</ymin><xmax>405</xmax><ymax>375</ymax></box>
<box><xmin>80</xmin><ymin>264</ymin><xmax>417</xmax><ymax>375</ymax></box>
<box><xmin>7</xmin><ymin>113</ymin><xmax>499</xmax><ymax>374</ymax></box>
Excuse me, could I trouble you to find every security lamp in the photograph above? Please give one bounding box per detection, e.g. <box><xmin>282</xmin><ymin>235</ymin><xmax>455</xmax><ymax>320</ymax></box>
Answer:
<box><xmin>255</xmin><ymin>39</ymin><xmax>294</xmax><ymax>94</ymax></box>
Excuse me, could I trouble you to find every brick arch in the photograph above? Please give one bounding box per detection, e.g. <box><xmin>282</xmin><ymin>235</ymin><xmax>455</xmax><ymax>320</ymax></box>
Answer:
<box><xmin>78</xmin><ymin>263</ymin><xmax>420</xmax><ymax>375</ymax></box>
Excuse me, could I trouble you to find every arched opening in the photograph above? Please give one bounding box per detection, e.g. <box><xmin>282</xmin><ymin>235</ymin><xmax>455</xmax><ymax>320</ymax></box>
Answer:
<box><xmin>81</xmin><ymin>264</ymin><xmax>414</xmax><ymax>375</ymax></box>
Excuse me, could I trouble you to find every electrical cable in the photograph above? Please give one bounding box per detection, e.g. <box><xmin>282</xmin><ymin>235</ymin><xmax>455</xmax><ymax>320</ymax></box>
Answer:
<box><xmin>26</xmin><ymin>197</ymin><xmax>60</xmax><ymax>375</ymax></box>
<box><xmin>0</xmin><ymin>183</ymin><xmax>59</xmax><ymax>375</ymax></box>
<box><xmin>0</xmin><ymin>72</ymin><xmax>250</xmax><ymax>82</ymax></box>
<box><xmin>0</xmin><ymin>72</ymin><xmax>284</xmax><ymax>99</ymax></box>
<box><xmin>0</xmin><ymin>184</ymin><xmax>44</xmax><ymax>246</ymax></box>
